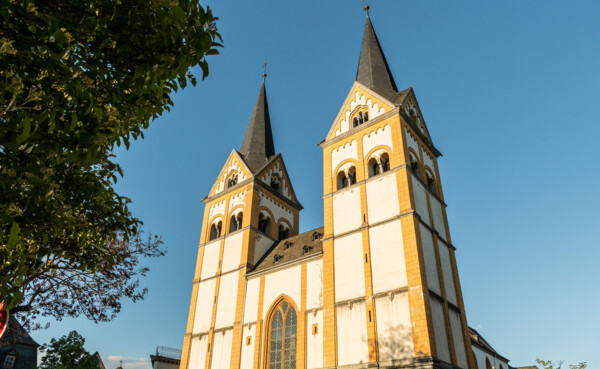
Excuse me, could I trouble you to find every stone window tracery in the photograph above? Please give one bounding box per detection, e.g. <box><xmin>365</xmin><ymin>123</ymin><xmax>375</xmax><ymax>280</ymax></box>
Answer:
<box><xmin>229</xmin><ymin>212</ymin><xmax>243</xmax><ymax>233</ymax></box>
<box><xmin>425</xmin><ymin>169</ymin><xmax>436</xmax><ymax>195</ymax></box>
<box><xmin>209</xmin><ymin>220</ymin><xmax>222</xmax><ymax>240</ymax></box>
<box><xmin>351</xmin><ymin>108</ymin><xmax>369</xmax><ymax>128</ymax></box>
<box><xmin>367</xmin><ymin>152</ymin><xmax>390</xmax><ymax>178</ymax></box>
<box><xmin>227</xmin><ymin>172</ymin><xmax>238</xmax><ymax>188</ymax></box>
<box><xmin>266</xmin><ymin>300</ymin><xmax>297</xmax><ymax>369</ymax></box>
<box><xmin>336</xmin><ymin>165</ymin><xmax>356</xmax><ymax>190</ymax></box>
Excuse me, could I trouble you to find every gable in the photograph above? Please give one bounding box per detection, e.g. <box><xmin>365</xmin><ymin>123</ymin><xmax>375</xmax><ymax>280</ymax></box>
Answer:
<box><xmin>326</xmin><ymin>82</ymin><xmax>395</xmax><ymax>141</ymax></box>
<box><xmin>256</xmin><ymin>155</ymin><xmax>298</xmax><ymax>203</ymax></box>
<box><xmin>209</xmin><ymin>150</ymin><xmax>252</xmax><ymax>197</ymax></box>
<box><xmin>400</xmin><ymin>89</ymin><xmax>432</xmax><ymax>142</ymax></box>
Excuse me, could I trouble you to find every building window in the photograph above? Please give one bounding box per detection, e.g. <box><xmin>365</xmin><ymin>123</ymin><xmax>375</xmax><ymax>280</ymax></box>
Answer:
<box><xmin>312</xmin><ymin>324</ymin><xmax>318</xmax><ymax>335</ymax></box>
<box><xmin>364</xmin><ymin>111</ymin><xmax>369</xmax><ymax>122</ymax></box>
<box><xmin>258</xmin><ymin>213</ymin><xmax>271</xmax><ymax>235</ymax></box>
<box><xmin>337</xmin><ymin>166</ymin><xmax>356</xmax><ymax>190</ymax></box>
<box><xmin>485</xmin><ymin>358</ymin><xmax>492</xmax><ymax>369</ymax></box>
<box><xmin>425</xmin><ymin>169</ymin><xmax>436</xmax><ymax>195</ymax></box>
<box><xmin>209</xmin><ymin>221</ymin><xmax>222</xmax><ymax>240</ymax></box>
<box><xmin>267</xmin><ymin>300</ymin><xmax>297</xmax><ymax>369</ymax></box>
<box><xmin>408</xmin><ymin>152</ymin><xmax>420</xmax><ymax>178</ymax></box>
<box><xmin>3</xmin><ymin>354</ymin><xmax>16</xmax><ymax>368</ymax></box>
<box><xmin>278</xmin><ymin>225</ymin><xmax>290</xmax><ymax>240</ymax></box>
<box><xmin>270</xmin><ymin>176</ymin><xmax>281</xmax><ymax>193</ymax></box>
<box><xmin>380</xmin><ymin>153</ymin><xmax>389</xmax><ymax>172</ymax></box>
<box><xmin>352</xmin><ymin>117</ymin><xmax>359</xmax><ymax>128</ymax></box>
<box><xmin>367</xmin><ymin>152</ymin><xmax>390</xmax><ymax>178</ymax></box>
<box><xmin>227</xmin><ymin>173</ymin><xmax>238</xmax><ymax>188</ymax></box>
<box><xmin>229</xmin><ymin>212</ymin><xmax>243</xmax><ymax>233</ymax></box>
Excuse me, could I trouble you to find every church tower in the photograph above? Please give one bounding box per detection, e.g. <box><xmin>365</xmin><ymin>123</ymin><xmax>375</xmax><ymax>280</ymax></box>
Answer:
<box><xmin>180</xmin><ymin>75</ymin><xmax>303</xmax><ymax>369</ymax></box>
<box><xmin>319</xmin><ymin>7</ymin><xmax>475</xmax><ymax>369</ymax></box>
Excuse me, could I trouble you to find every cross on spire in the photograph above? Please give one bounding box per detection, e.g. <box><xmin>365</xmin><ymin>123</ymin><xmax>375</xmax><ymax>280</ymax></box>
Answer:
<box><xmin>362</xmin><ymin>0</ymin><xmax>370</xmax><ymax>17</ymax></box>
<box><xmin>262</xmin><ymin>59</ymin><xmax>268</xmax><ymax>80</ymax></box>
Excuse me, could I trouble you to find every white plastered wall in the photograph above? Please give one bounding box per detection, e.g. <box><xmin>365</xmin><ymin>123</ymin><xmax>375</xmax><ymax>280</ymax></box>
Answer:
<box><xmin>430</xmin><ymin>297</ymin><xmax>451</xmax><ymax>363</ymax></box>
<box><xmin>366</xmin><ymin>173</ymin><xmax>400</xmax><ymax>224</ymax></box>
<box><xmin>260</xmin><ymin>161</ymin><xmax>292</xmax><ymax>200</ymax></box>
<box><xmin>362</xmin><ymin>124</ymin><xmax>393</xmax><ymax>158</ymax></box>
<box><xmin>189</xmin><ymin>335</ymin><xmax>208</xmax><ymax>369</ymax></box>
<box><xmin>405</xmin><ymin>128</ymin><xmax>419</xmax><ymax>154</ymax></box>
<box><xmin>214</xmin><ymin>272</ymin><xmax>239</xmax><ymax>329</ymax></box>
<box><xmin>253</xmin><ymin>233</ymin><xmax>275</xmax><ymax>266</ymax></box>
<box><xmin>336</xmin><ymin>301</ymin><xmax>369</xmax><ymax>366</ymax></box>
<box><xmin>262</xmin><ymin>265</ymin><xmax>302</xmax><ymax>320</ymax></box>
<box><xmin>221</xmin><ymin>232</ymin><xmax>243</xmax><ymax>274</ymax></box>
<box><xmin>331</xmin><ymin>140</ymin><xmax>358</xmax><ymax>176</ymax></box>
<box><xmin>214</xmin><ymin>157</ymin><xmax>248</xmax><ymax>195</ymax></box>
<box><xmin>420</xmin><ymin>224</ymin><xmax>441</xmax><ymax>295</ymax></box>
<box><xmin>368</xmin><ymin>220</ymin><xmax>407</xmax><ymax>294</ymax></box>
<box><xmin>306</xmin><ymin>310</ymin><xmax>324</xmax><ymax>369</ymax></box>
<box><xmin>243</xmin><ymin>277</ymin><xmax>261</xmax><ymax>324</ymax></box>
<box><xmin>306</xmin><ymin>259</ymin><xmax>323</xmax><ymax>310</ymax></box>
<box><xmin>335</xmin><ymin>90</ymin><xmax>387</xmax><ymax>136</ymax></box>
<box><xmin>375</xmin><ymin>292</ymin><xmax>413</xmax><ymax>361</ymax></box>
<box><xmin>200</xmin><ymin>240</ymin><xmax>220</xmax><ymax>280</ymax></box>
<box><xmin>449</xmin><ymin>309</ymin><xmax>468</xmax><ymax>369</ymax></box>
<box><xmin>208</xmin><ymin>200</ymin><xmax>226</xmax><ymax>221</ymax></box>
<box><xmin>210</xmin><ymin>329</ymin><xmax>233</xmax><ymax>369</ymax></box>
<box><xmin>239</xmin><ymin>324</ymin><xmax>255</xmax><ymax>369</ymax></box>
<box><xmin>332</xmin><ymin>187</ymin><xmax>361</xmax><ymax>235</ymax></box>
<box><xmin>333</xmin><ymin>232</ymin><xmax>366</xmax><ymax>302</ymax></box>
<box><xmin>438</xmin><ymin>241</ymin><xmax>457</xmax><ymax>306</ymax></box>
<box><xmin>430</xmin><ymin>195</ymin><xmax>448</xmax><ymax>241</ymax></box>
<box><xmin>412</xmin><ymin>176</ymin><xmax>431</xmax><ymax>226</ymax></box>
<box><xmin>473</xmin><ymin>345</ymin><xmax>510</xmax><ymax>369</ymax></box>
<box><xmin>193</xmin><ymin>278</ymin><xmax>216</xmax><ymax>334</ymax></box>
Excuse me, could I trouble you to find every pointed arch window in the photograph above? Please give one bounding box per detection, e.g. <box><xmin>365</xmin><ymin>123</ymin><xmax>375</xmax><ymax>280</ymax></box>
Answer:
<box><xmin>209</xmin><ymin>220</ymin><xmax>222</xmax><ymax>240</ymax></box>
<box><xmin>425</xmin><ymin>169</ymin><xmax>436</xmax><ymax>195</ymax></box>
<box><xmin>278</xmin><ymin>224</ymin><xmax>290</xmax><ymax>240</ymax></box>
<box><xmin>408</xmin><ymin>151</ymin><xmax>420</xmax><ymax>178</ymax></box>
<box><xmin>267</xmin><ymin>300</ymin><xmax>297</xmax><ymax>369</ymax></box>
<box><xmin>229</xmin><ymin>212</ymin><xmax>243</xmax><ymax>233</ymax></box>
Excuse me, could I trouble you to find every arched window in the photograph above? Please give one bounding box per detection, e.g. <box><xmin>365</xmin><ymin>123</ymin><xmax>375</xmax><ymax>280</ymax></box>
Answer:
<box><xmin>227</xmin><ymin>173</ymin><xmax>238</xmax><ymax>188</ymax></box>
<box><xmin>336</xmin><ymin>171</ymin><xmax>346</xmax><ymax>190</ymax></box>
<box><xmin>485</xmin><ymin>358</ymin><xmax>492</xmax><ymax>369</ymax></box>
<box><xmin>358</xmin><ymin>111</ymin><xmax>364</xmax><ymax>125</ymax></box>
<box><xmin>364</xmin><ymin>111</ymin><xmax>369</xmax><ymax>122</ymax></box>
<box><xmin>352</xmin><ymin>117</ymin><xmax>359</xmax><ymax>128</ymax></box>
<box><xmin>267</xmin><ymin>300</ymin><xmax>297</xmax><ymax>369</ymax></box>
<box><xmin>368</xmin><ymin>157</ymin><xmax>379</xmax><ymax>178</ymax></box>
<box><xmin>278</xmin><ymin>224</ymin><xmax>290</xmax><ymax>240</ymax></box>
<box><xmin>258</xmin><ymin>213</ymin><xmax>271</xmax><ymax>235</ymax></box>
<box><xmin>425</xmin><ymin>169</ymin><xmax>436</xmax><ymax>195</ymax></box>
<box><xmin>209</xmin><ymin>221</ymin><xmax>222</xmax><ymax>240</ymax></box>
<box><xmin>472</xmin><ymin>351</ymin><xmax>479</xmax><ymax>369</ymax></box>
<box><xmin>229</xmin><ymin>212</ymin><xmax>243</xmax><ymax>233</ymax></box>
<box><xmin>347</xmin><ymin>166</ymin><xmax>356</xmax><ymax>185</ymax></box>
<box><xmin>270</xmin><ymin>176</ymin><xmax>281</xmax><ymax>193</ymax></box>
<box><xmin>380</xmin><ymin>152</ymin><xmax>390</xmax><ymax>172</ymax></box>
<box><xmin>408</xmin><ymin>152</ymin><xmax>420</xmax><ymax>178</ymax></box>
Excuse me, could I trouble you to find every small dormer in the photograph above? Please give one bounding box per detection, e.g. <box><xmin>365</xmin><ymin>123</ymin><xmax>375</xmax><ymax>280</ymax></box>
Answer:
<box><xmin>273</xmin><ymin>254</ymin><xmax>283</xmax><ymax>263</ymax></box>
<box><xmin>312</xmin><ymin>231</ymin><xmax>321</xmax><ymax>241</ymax></box>
<box><xmin>303</xmin><ymin>245</ymin><xmax>313</xmax><ymax>255</ymax></box>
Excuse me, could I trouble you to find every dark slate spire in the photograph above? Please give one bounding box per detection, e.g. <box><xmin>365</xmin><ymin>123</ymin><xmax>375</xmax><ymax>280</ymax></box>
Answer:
<box><xmin>356</xmin><ymin>7</ymin><xmax>399</xmax><ymax>101</ymax></box>
<box><xmin>240</xmin><ymin>75</ymin><xmax>275</xmax><ymax>172</ymax></box>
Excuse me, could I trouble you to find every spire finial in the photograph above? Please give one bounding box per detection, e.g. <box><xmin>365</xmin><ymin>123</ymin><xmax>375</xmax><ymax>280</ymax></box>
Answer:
<box><xmin>363</xmin><ymin>0</ymin><xmax>370</xmax><ymax>17</ymax></box>
<box><xmin>262</xmin><ymin>59</ymin><xmax>268</xmax><ymax>81</ymax></box>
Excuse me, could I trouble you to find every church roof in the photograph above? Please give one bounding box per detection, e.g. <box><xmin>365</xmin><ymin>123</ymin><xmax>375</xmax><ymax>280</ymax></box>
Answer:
<box><xmin>356</xmin><ymin>9</ymin><xmax>400</xmax><ymax>103</ymax></box>
<box><xmin>252</xmin><ymin>227</ymin><xmax>324</xmax><ymax>272</ymax></box>
<box><xmin>468</xmin><ymin>326</ymin><xmax>509</xmax><ymax>362</ymax></box>
<box><xmin>0</xmin><ymin>315</ymin><xmax>39</xmax><ymax>348</ymax></box>
<box><xmin>240</xmin><ymin>77</ymin><xmax>276</xmax><ymax>173</ymax></box>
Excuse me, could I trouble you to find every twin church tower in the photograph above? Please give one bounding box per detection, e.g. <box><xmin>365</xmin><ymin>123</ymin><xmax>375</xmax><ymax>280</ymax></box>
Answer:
<box><xmin>180</xmin><ymin>8</ymin><xmax>477</xmax><ymax>369</ymax></box>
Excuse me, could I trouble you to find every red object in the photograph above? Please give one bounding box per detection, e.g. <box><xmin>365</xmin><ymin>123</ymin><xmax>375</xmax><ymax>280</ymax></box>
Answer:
<box><xmin>0</xmin><ymin>302</ymin><xmax>8</xmax><ymax>339</ymax></box>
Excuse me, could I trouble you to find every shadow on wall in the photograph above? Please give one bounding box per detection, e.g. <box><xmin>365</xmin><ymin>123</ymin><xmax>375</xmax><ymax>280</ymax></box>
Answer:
<box><xmin>375</xmin><ymin>324</ymin><xmax>412</xmax><ymax>361</ymax></box>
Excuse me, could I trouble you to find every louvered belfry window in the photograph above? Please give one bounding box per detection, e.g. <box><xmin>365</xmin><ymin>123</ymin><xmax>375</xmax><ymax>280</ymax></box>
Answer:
<box><xmin>268</xmin><ymin>300</ymin><xmax>297</xmax><ymax>369</ymax></box>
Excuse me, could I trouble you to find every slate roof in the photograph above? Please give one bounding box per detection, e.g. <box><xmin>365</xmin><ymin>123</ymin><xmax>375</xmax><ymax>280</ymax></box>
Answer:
<box><xmin>0</xmin><ymin>316</ymin><xmax>38</xmax><ymax>348</ymax></box>
<box><xmin>468</xmin><ymin>326</ymin><xmax>509</xmax><ymax>362</ymax></box>
<box><xmin>252</xmin><ymin>227</ymin><xmax>324</xmax><ymax>272</ymax></box>
<box><xmin>356</xmin><ymin>12</ymin><xmax>401</xmax><ymax>103</ymax></box>
<box><xmin>240</xmin><ymin>78</ymin><xmax>276</xmax><ymax>173</ymax></box>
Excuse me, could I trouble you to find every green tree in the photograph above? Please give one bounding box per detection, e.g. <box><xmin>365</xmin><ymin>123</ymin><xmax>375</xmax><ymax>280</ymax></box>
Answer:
<box><xmin>536</xmin><ymin>358</ymin><xmax>587</xmax><ymax>369</ymax></box>
<box><xmin>39</xmin><ymin>331</ymin><xmax>98</xmax><ymax>369</ymax></box>
<box><xmin>0</xmin><ymin>0</ymin><xmax>221</xmax><ymax>326</ymax></box>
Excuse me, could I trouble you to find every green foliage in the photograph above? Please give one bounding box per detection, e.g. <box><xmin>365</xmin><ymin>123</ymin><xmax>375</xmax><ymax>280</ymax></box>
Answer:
<box><xmin>39</xmin><ymin>331</ymin><xmax>98</xmax><ymax>369</ymax></box>
<box><xmin>536</xmin><ymin>358</ymin><xmax>587</xmax><ymax>369</ymax></box>
<box><xmin>0</xmin><ymin>0</ymin><xmax>221</xmax><ymax>318</ymax></box>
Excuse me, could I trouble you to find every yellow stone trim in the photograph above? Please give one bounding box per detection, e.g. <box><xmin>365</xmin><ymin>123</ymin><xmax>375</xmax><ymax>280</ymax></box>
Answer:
<box><xmin>432</xmin><ymin>233</ymin><xmax>456</xmax><ymax>364</ymax></box>
<box><xmin>253</xmin><ymin>276</ymin><xmax>266</xmax><ymax>369</ymax></box>
<box><xmin>363</xmin><ymin>144</ymin><xmax>393</xmax><ymax>164</ymax></box>
<box><xmin>298</xmin><ymin>263</ymin><xmax>307</xmax><ymax>369</ymax></box>
<box><xmin>255</xmin><ymin>155</ymin><xmax>298</xmax><ymax>202</ymax></box>
<box><xmin>321</xmin><ymin>239</ymin><xmax>337</xmax><ymax>367</ymax></box>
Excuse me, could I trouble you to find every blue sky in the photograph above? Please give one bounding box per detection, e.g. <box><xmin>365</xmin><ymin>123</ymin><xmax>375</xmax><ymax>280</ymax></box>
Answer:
<box><xmin>32</xmin><ymin>1</ymin><xmax>600</xmax><ymax>368</ymax></box>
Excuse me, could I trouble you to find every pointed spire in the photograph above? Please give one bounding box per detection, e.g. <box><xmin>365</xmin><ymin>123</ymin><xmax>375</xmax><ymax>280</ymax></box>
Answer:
<box><xmin>240</xmin><ymin>75</ymin><xmax>275</xmax><ymax>173</ymax></box>
<box><xmin>356</xmin><ymin>8</ymin><xmax>399</xmax><ymax>101</ymax></box>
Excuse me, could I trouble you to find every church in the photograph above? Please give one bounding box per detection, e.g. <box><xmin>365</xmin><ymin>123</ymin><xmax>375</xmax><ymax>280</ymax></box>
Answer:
<box><xmin>179</xmin><ymin>7</ymin><xmax>513</xmax><ymax>369</ymax></box>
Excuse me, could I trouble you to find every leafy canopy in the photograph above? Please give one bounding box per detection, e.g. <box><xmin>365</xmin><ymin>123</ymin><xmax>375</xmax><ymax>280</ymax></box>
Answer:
<box><xmin>39</xmin><ymin>330</ymin><xmax>98</xmax><ymax>369</ymax></box>
<box><xmin>0</xmin><ymin>0</ymin><xmax>221</xmax><ymax>320</ymax></box>
<box><xmin>536</xmin><ymin>359</ymin><xmax>587</xmax><ymax>369</ymax></box>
